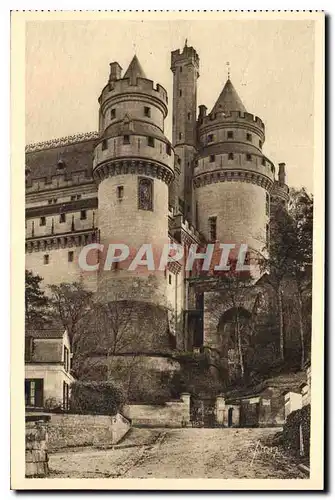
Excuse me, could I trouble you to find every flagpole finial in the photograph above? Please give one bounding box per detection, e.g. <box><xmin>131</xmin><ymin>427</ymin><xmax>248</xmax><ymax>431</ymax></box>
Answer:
<box><xmin>184</xmin><ymin>38</ymin><xmax>188</xmax><ymax>48</ymax></box>
<box><xmin>226</xmin><ymin>61</ymin><xmax>231</xmax><ymax>80</ymax></box>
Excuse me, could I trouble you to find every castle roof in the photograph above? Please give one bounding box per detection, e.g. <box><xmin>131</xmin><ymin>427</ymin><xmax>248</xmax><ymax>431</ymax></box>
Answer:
<box><xmin>211</xmin><ymin>78</ymin><xmax>247</xmax><ymax>114</ymax></box>
<box><xmin>123</xmin><ymin>55</ymin><xmax>147</xmax><ymax>80</ymax></box>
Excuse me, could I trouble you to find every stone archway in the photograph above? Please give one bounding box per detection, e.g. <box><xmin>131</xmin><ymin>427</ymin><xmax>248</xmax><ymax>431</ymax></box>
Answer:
<box><xmin>217</xmin><ymin>307</ymin><xmax>252</xmax><ymax>380</ymax></box>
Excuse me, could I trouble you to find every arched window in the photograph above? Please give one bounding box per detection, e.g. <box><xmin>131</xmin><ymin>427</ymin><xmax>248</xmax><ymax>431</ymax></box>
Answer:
<box><xmin>138</xmin><ymin>177</ymin><xmax>153</xmax><ymax>211</ymax></box>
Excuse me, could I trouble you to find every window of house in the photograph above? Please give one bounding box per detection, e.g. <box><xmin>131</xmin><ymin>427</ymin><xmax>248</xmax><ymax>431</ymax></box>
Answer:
<box><xmin>227</xmin><ymin>131</ymin><xmax>234</xmax><ymax>139</ymax></box>
<box><xmin>208</xmin><ymin>134</ymin><xmax>214</xmax><ymax>143</ymax></box>
<box><xmin>25</xmin><ymin>379</ymin><xmax>43</xmax><ymax>407</ymax></box>
<box><xmin>166</xmin><ymin>143</ymin><xmax>171</xmax><ymax>156</ymax></box>
<box><xmin>43</xmin><ymin>254</ymin><xmax>49</xmax><ymax>265</ymax></box>
<box><xmin>123</xmin><ymin>135</ymin><xmax>130</xmax><ymax>144</ymax></box>
<box><xmin>228</xmin><ymin>153</ymin><xmax>234</xmax><ymax>160</ymax></box>
<box><xmin>80</xmin><ymin>210</ymin><xmax>87</xmax><ymax>220</ymax></box>
<box><xmin>246</xmin><ymin>154</ymin><xmax>252</xmax><ymax>161</ymax></box>
<box><xmin>144</xmin><ymin>106</ymin><xmax>151</xmax><ymax>117</ymax></box>
<box><xmin>117</xmin><ymin>186</ymin><xmax>124</xmax><ymax>199</ymax></box>
<box><xmin>246</xmin><ymin>133</ymin><xmax>252</xmax><ymax>141</ymax></box>
<box><xmin>168</xmin><ymin>274</ymin><xmax>172</xmax><ymax>285</ymax></box>
<box><xmin>138</xmin><ymin>177</ymin><xmax>153</xmax><ymax>211</ymax></box>
<box><xmin>59</xmin><ymin>213</ymin><xmax>66</xmax><ymax>223</ymax></box>
<box><xmin>147</xmin><ymin>136</ymin><xmax>155</xmax><ymax>147</ymax></box>
<box><xmin>63</xmin><ymin>381</ymin><xmax>69</xmax><ymax>411</ymax></box>
<box><xmin>209</xmin><ymin>216</ymin><xmax>217</xmax><ymax>241</ymax></box>
<box><xmin>102</xmin><ymin>139</ymin><xmax>108</xmax><ymax>150</ymax></box>
<box><xmin>40</xmin><ymin>216</ymin><xmax>46</xmax><ymax>226</ymax></box>
<box><xmin>111</xmin><ymin>108</ymin><xmax>116</xmax><ymax>119</ymax></box>
<box><xmin>179</xmin><ymin>89</ymin><xmax>182</xmax><ymax>97</ymax></box>
<box><xmin>209</xmin><ymin>154</ymin><xmax>215</xmax><ymax>163</ymax></box>
<box><xmin>68</xmin><ymin>251</ymin><xmax>74</xmax><ymax>263</ymax></box>
<box><xmin>63</xmin><ymin>346</ymin><xmax>69</xmax><ymax>372</ymax></box>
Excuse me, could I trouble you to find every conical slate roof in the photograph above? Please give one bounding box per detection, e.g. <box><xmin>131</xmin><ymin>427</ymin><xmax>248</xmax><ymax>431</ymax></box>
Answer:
<box><xmin>211</xmin><ymin>79</ymin><xmax>246</xmax><ymax>114</ymax></box>
<box><xmin>123</xmin><ymin>55</ymin><xmax>147</xmax><ymax>81</ymax></box>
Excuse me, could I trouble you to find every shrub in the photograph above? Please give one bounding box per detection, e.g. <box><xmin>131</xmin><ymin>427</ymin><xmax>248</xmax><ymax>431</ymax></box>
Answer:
<box><xmin>282</xmin><ymin>404</ymin><xmax>311</xmax><ymax>464</ymax></box>
<box><xmin>70</xmin><ymin>381</ymin><xmax>125</xmax><ymax>415</ymax></box>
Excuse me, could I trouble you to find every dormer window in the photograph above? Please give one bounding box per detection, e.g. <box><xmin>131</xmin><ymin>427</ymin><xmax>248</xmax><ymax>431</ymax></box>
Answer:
<box><xmin>144</xmin><ymin>106</ymin><xmax>151</xmax><ymax>118</ymax></box>
<box><xmin>123</xmin><ymin>135</ymin><xmax>130</xmax><ymax>144</ymax></box>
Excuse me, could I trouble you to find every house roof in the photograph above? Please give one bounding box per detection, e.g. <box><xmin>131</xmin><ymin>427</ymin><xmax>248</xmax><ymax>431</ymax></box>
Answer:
<box><xmin>211</xmin><ymin>78</ymin><xmax>247</xmax><ymax>114</ymax></box>
<box><xmin>25</xmin><ymin>328</ymin><xmax>66</xmax><ymax>339</ymax></box>
<box><xmin>123</xmin><ymin>55</ymin><xmax>147</xmax><ymax>81</ymax></box>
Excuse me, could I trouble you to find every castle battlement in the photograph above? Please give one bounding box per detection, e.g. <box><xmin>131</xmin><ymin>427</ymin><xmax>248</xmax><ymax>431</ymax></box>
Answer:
<box><xmin>100</xmin><ymin>77</ymin><xmax>168</xmax><ymax>107</ymax></box>
<box><xmin>25</xmin><ymin>131</ymin><xmax>99</xmax><ymax>153</ymax></box>
<box><xmin>199</xmin><ymin>110</ymin><xmax>265</xmax><ymax>130</ymax></box>
<box><xmin>171</xmin><ymin>46</ymin><xmax>200</xmax><ymax>69</ymax></box>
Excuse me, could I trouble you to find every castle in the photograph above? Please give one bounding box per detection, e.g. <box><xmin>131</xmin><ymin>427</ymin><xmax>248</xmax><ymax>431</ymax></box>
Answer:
<box><xmin>25</xmin><ymin>43</ymin><xmax>290</xmax><ymax>383</ymax></box>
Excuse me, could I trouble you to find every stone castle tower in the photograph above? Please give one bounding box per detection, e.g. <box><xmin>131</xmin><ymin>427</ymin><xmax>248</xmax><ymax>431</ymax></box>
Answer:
<box><xmin>25</xmin><ymin>44</ymin><xmax>289</xmax><ymax>379</ymax></box>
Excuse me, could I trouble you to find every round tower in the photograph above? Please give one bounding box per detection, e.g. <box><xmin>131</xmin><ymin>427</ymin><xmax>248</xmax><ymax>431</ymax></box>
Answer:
<box><xmin>271</xmin><ymin>162</ymin><xmax>290</xmax><ymax>210</ymax></box>
<box><xmin>194</xmin><ymin>78</ymin><xmax>275</xmax><ymax>268</ymax></box>
<box><xmin>93</xmin><ymin>56</ymin><xmax>175</xmax><ymax>350</ymax></box>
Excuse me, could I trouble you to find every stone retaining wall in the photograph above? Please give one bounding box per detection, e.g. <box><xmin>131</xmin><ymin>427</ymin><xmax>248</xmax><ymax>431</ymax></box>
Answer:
<box><xmin>123</xmin><ymin>393</ymin><xmax>190</xmax><ymax>427</ymax></box>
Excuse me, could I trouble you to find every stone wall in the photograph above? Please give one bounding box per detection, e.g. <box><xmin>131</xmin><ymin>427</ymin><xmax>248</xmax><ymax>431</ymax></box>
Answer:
<box><xmin>25</xmin><ymin>415</ymin><xmax>50</xmax><ymax>478</ymax></box>
<box><xmin>123</xmin><ymin>393</ymin><xmax>190</xmax><ymax>427</ymax></box>
<box><xmin>47</xmin><ymin>412</ymin><xmax>130</xmax><ymax>451</ymax></box>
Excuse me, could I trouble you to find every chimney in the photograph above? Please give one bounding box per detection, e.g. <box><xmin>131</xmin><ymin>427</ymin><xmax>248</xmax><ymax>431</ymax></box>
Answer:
<box><xmin>198</xmin><ymin>105</ymin><xmax>207</xmax><ymax>120</ymax></box>
<box><xmin>109</xmin><ymin>62</ymin><xmax>122</xmax><ymax>82</ymax></box>
<box><xmin>278</xmin><ymin>162</ymin><xmax>286</xmax><ymax>186</ymax></box>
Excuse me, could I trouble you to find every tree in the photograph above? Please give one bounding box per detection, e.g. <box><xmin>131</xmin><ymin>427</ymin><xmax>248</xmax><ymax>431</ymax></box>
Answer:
<box><xmin>48</xmin><ymin>282</ymin><xmax>93</xmax><ymax>354</ymax></box>
<box><xmin>25</xmin><ymin>270</ymin><xmax>50</xmax><ymax>329</ymax></box>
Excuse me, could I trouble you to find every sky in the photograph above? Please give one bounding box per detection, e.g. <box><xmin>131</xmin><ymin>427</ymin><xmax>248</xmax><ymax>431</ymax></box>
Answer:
<box><xmin>26</xmin><ymin>19</ymin><xmax>315</xmax><ymax>192</ymax></box>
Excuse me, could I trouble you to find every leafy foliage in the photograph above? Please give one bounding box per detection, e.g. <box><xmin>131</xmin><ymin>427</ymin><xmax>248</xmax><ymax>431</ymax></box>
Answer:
<box><xmin>70</xmin><ymin>380</ymin><xmax>125</xmax><ymax>415</ymax></box>
<box><xmin>25</xmin><ymin>270</ymin><xmax>50</xmax><ymax>329</ymax></box>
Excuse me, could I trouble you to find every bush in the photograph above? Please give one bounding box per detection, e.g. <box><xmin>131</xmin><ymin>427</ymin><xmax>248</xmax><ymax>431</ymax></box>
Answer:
<box><xmin>282</xmin><ymin>404</ymin><xmax>311</xmax><ymax>464</ymax></box>
<box><xmin>70</xmin><ymin>381</ymin><xmax>125</xmax><ymax>416</ymax></box>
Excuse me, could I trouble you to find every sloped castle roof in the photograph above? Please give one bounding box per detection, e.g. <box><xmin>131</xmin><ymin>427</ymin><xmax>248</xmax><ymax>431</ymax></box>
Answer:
<box><xmin>123</xmin><ymin>55</ymin><xmax>147</xmax><ymax>80</ymax></box>
<box><xmin>211</xmin><ymin>78</ymin><xmax>247</xmax><ymax>114</ymax></box>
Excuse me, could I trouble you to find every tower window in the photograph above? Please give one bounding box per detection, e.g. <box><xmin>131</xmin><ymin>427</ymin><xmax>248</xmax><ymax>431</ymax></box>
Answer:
<box><xmin>166</xmin><ymin>143</ymin><xmax>171</xmax><ymax>156</ymax></box>
<box><xmin>168</xmin><ymin>274</ymin><xmax>172</xmax><ymax>285</ymax></box>
<box><xmin>179</xmin><ymin>89</ymin><xmax>182</xmax><ymax>97</ymax></box>
<box><xmin>76</xmin><ymin>195</ymin><xmax>81</xmax><ymax>200</ymax></box>
<box><xmin>102</xmin><ymin>139</ymin><xmax>108</xmax><ymax>150</ymax></box>
<box><xmin>266</xmin><ymin>192</ymin><xmax>270</xmax><ymax>216</ymax></box>
<box><xmin>59</xmin><ymin>213</ymin><xmax>66</xmax><ymax>223</ymax></box>
<box><xmin>144</xmin><ymin>106</ymin><xmax>151</xmax><ymax>117</ymax></box>
<box><xmin>246</xmin><ymin>154</ymin><xmax>252</xmax><ymax>161</ymax></box>
<box><xmin>40</xmin><ymin>217</ymin><xmax>46</xmax><ymax>226</ymax></box>
<box><xmin>259</xmin><ymin>140</ymin><xmax>262</xmax><ymax>148</ymax></box>
<box><xmin>70</xmin><ymin>195</ymin><xmax>76</xmax><ymax>201</ymax></box>
<box><xmin>228</xmin><ymin>153</ymin><xmax>234</xmax><ymax>160</ymax></box>
<box><xmin>117</xmin><ymin>186</ymin><xmax>124</xmax><ymax>200</ymax></box>
<box><xmin>138</xmin><ymin>177</ymin><xmax>153</xmax><ymax>211</ymax></box>
<box><xmin>147</xmin><ymin>136</ymin><xmax>155</xmax><ymax>148</ymax></box>
<box><xmin>68</xmin><ymin>251</ymin><xmax>74</xmax><ymax>263</ymax></box>
<box><xmin>111</xmin><ymin>108</ymin><xmax>116</xmax><ymax>119</ymax></box>
<box><xmin>188</xmin><ymin>112</ymin><xmax>191</xmax><ymax>120</ymax></box>
<box><xmin>180</xmin><ymin>67</ymin><xmax>183</xmax><ymax>73</ymax></box>
<box><xmin>179</xmin><ymin>133</ymin><xmax>182</xmax><ymax>140</ymax></box>
<box><xmin>209</xmin><ymin>216</ymin><xmax>217</xmax><ymax>241</ymax></box>
<box><xmin>48</xmin><ymin>199</ymin><xmax>53</xmax><ymax>205</ymax></box>
<box><xmin>123</xmin><ymin>135</ymin><xmax>130</xmax><ymax>144</ymax></box>
<box><xmin>227</xmin><ymin>131</ymin><xmax>234</xmax><ymax>139</ymax></box>
<box><xmin>208</xmin><ymin>134</ymin><xmax>214</xmax><ymax>143</ymax></box>
<box><xmin>262</xmin><ymin>157</ymin><xmax>266</xmax><ymax>166</ymax></box>
<box><xmin>80</xmin><ymin>210</ymin><xmax>87</xmax><ymax>220</ymax></box>
<box><xmin>246</xmin><ymin>133</ymin><xmax>252</xmax><ymax>141</ymax></box>
<box><xmin>43</xmin><ymin>255</ymin><xmax>49</xmax><ymax>265</ymax></box>
<box><xmin>209</xmin><ymin>154</ymin><xmax>215</xmax><ymax>163</ymax></box>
